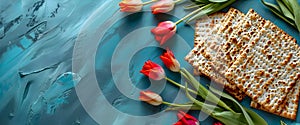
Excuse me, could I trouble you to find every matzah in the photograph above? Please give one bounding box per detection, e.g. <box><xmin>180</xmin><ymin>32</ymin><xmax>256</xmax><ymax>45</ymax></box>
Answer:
<box><xmin>250</xmin><ymin>80</ymin><xmax>300</xmax><ymax>120</ymax></box>
<box><xmin>186</xmin><ymin>8</ymin><xmax>246</xmax><ymax>100</ymax></box>
<box><xmin>250</xmin><ymin>30</ymin><xmax>300</xmax><ymax>120</ymax></box>
<box><xmin>193</xmin><ymin>12</ymin><xmax>226</xmax><ymax>76</ymax></box>
<box><xmin>225</xmin><ymin>9</ymin><xmax>300</xmax><ymax>112</ymax></box>
<box><xmin>194</xmin><ymin>12</ymin><xmax>226</xmax><ymax>46</ymax></box>
<box><xmin>211</xmin><ymin>9</ymin><xmax>267</xmax><ymax>91</ymax></box>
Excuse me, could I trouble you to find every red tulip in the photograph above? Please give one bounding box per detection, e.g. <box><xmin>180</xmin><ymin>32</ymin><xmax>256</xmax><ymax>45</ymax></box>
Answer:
<box><xmin>213</xmin><ymin>122</ymin><xmax>223</xmax><ymax>125</ymax></box>
<box><xmin>119</xmin><ymin>0</ymin><xmax>143</xmax><ymax>12</ymax></box>
<box><xmin>151</xmin><ymin>21</ymin><xmax>177</xmax><ymax>45</ymax></box>
<box><xmin>140</xmin><ymin>60</ymin><xmax>165</xmax><ymax>80</ymax></box>
<box><xmin>174</xmin><ymin>111</ymin><xmax>199</xmax><ymax>125</ymax></box>
<box><xmin>160</xmin><ymin>48</ymin><xmax>180</xmax><ymax>72</ymax></box>
<box><xmin>139</xmin><ymin>90</ymin><xmax>163</xmax><ymax>106</ymax></box>
<box><xmin>151</xmin><ymin>0</ymin><xmax>175</xmax><ymax>14</ymax></box>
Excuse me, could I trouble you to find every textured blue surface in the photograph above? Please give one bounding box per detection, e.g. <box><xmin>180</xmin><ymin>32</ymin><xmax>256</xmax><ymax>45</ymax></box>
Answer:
<box><xmin>0</xmin><ymin>0</ymin><xmax>300</xmax><ymax>125</ymax></box>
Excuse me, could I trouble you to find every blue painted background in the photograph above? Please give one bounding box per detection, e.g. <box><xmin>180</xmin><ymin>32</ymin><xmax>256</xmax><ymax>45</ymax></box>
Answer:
<box><xmin>0</xmin><ymin>0</ymin><xmax>300</xmax><ymax>125</ymax></box>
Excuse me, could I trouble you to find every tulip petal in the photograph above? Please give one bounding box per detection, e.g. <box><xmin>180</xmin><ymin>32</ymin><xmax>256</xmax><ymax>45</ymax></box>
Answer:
<box><xmin>151</xmin><ymin>27</ymin><xmax>170</xmax><ymax>35</ymax></box>
<box><xmin>166</xmin><ymin>48</ymin><xmax>175</xmax><ymax>57</ymax></box>
<box><xmin>119</xmin><ymin>0</ymin><xmax>143</xmax><ymax>6</ymax></box>
<box><xmin>173</xmin><ymin>122</ymin><xmax>183</xmax><ymax>125</ymax></box>
<box><xmin>139</xmin><ymin>91</ymin><xmax>162</xmax><ymax>106</ymax></box>
<box><xmin>151</xmin><ymin>0</ymin><xmax>174</xmax><ymax>8</ymax></box>
<box><xmin>152</xmin><ymin>7</ymin><xmax>174</xmax><ymax>14</ymax></box>
<box><xmin>158</xmin><ymin>21</ymin><xmax>176</xmax><ymax>30</ymax></box>
<box><xmin>174</xmin><ymin>111</ymin><xmax>199</xmax><ymax>125</ymax></box>
<box><xmin>149</xmin><ymin>67</ymin><xmax>165</xmax><ymax>80</ymax></box>
<box><xmin>119</xmin><ymin>0</ymin><xmax>143</xmax><ymax>12</ymax></box>
<box><xmin>140</xmin><ymin>60</ymin><xmax>165</xmax><ymax>80</ymax></box>
<box><xmin>160</xmin><ymin>31</ymin><xmax>175</xmax><ymax>45</ymax></box>
<box><xmin>120</xmin><ymin>6</ymin><xmax>142</xmax><ymax>12</ymax></box>
<box><xmin>160</xmin><ymin>53</ymin><xmax>180</xmax><ymax>72</ymax></box>
<box><xmin>155</xmin><ymin>36</ymin><xmax>162</xmax><ymax>41</ymax></box>
<box><xmin>151</xmin><ymin>0</ymin><xmax>175</xmax><ymax>14</ymax></box>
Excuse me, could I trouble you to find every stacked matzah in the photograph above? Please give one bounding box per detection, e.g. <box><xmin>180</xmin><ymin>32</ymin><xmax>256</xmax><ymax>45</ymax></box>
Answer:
<box><xmin>185</xmin><ymin>8</ymin><xmax>300</xmax><ymax>120</ymax></box>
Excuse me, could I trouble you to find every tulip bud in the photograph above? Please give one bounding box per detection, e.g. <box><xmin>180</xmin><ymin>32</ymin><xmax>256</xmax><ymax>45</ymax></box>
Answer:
<box><xmin>151</xmin><ymin>21</ymin><xmax>177</xmax><ymax>45</ymax></box>
<box><xmin>213</xmin><ymin>121</ymin><xmax>223</xmax><ymax>125</ymax></box>
<box><xmin>160</xmin><ymin>48</ymin><xmax>180</xmax><ymax>72</ymax></box>
<box><xmin>151</xmin><ymin>0</ymin><xmax>175</xmax><ymax>14</ymax></box>
<box><xmin>174</xmin><ymin>111</ymin><xmax>200</xmax><ymax>125</ymax></box>
<box><xmin>140</xmin><ymin>60</ymin><xmax>166</xmax><ymax>80</ymax></box>
<box><xmin>119</xmin><ymin>0</ymin><xmax>143</xmax><ymax>12</ymax></box>
<box><xmin>139</xmin><ymin>90</ymin><xmax>163</xmax><ymax>106</ymax></box>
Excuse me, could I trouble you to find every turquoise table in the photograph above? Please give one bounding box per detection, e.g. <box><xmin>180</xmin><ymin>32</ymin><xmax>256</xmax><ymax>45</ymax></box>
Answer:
<box><xmin>0</xmin><ymin>0</ymin><xmax>299</xmax><ymax>125</ymax></box>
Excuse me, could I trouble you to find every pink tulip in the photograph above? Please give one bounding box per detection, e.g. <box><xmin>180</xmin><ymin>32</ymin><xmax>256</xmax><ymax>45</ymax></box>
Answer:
<box><xmin>119</xmin><ymin>0</ymin><xmax>143</xmax><ymax>12</ymax></box>
<box><xmin>151</xmin><ymin>0</ymin><xmax>175</xmax><ymax>14</ymax></box>
<box><xmin>139</xmin><ymin>90</ymin><xmax>163</xmax><ymax>106</ymax></box>
<box><xmin>151</xmin><ymin>21</ymin><xmax>177</xmax><ymax>45</ymax></box>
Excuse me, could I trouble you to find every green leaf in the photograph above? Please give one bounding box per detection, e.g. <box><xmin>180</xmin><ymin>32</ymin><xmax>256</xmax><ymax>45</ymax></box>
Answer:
<box><xmin>187</xmin><ymin>3</ymin><xmax>216</xmax><ymax>22</ymax></box>
<box><xmin>193</xmin><ymin>0</ymin><xmax>210</xmax><ymax>3</ymax></box>
<box><xmin>209</xmin><ymin>87</ymin><xmax>268</xmax><ymax>125</ymax></box>
<box><xmin>280</xmin><ymin>120</ymin><xmax>287</xmax><ymax>125</ymax></box>
<box><xmin>282</xmin><ymin>0</ymin><xmax>294</xmax><ymax>12</ymax></box>
<box><xmin>212</xmin><ymin>111</ymin><xmax>248</xmax><ymax>125</ymax></box>
<box><xmin>277</xmin><ymin>0</ymin><xmax>294</xmax><ymax>20</ymax></box>
<box><xmin>290</xmin><ymin>0</ymin><xmax>300</xmax><ymax>32</ymax></box>
<box><xmin>187</xmin><ymin>0</ymin><xmax>236</xmax><ymax>22</ymax></box>
<box><xmin>165</xmin><ymin>103</ymin><xmax>203</xmax><ymax>111</ymax></box>
<box><xmin>208</xmin><ymin>0</ymin><xmax>229</xmax><ymax>3</ymax></box>
<box><xmin>288</xmin><ymin>0</ymin><xmax>300</xmax><ymax>10</ymax></box>
<box><xmin>294</xmin><ymin>8</ymin><xmax>300</xmax><ymax>32</ymax></box>
<box><xmin>244</xmin><ymin>108</ymin><xmax>268</xmax><ymax>125</ymax></box>
<box><xmin>209</xmin><ymin>87</ymin><xmax>254</xmax><ymax>125</ymax></box>
<box><xmin>261</xmin><ymin>0</ymin><xmax>296</xmax><ymax>27</ymax></box>
<box><xmin>184</xmin><ymin>82</ymin><xmax>224</xmax><ymax>113</ymax></box>
<box><xmin>184</xmin><ymin>82</ymin><xmax>250</xmax><ymax>125</ymax></box>
<box><xmin>180</xmin><ymin>68</ymin><xmax>235</xmax><ymax>113</ymax></box>
<box><xmin>184</xmin><ymin>3</ymin><xmax>205</xmax><ymax>10</ymax></box>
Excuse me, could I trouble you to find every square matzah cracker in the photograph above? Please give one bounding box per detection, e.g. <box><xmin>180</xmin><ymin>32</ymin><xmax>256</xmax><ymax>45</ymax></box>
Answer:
<box><xmin>194</xmin><ymin>12</ymin><xmax>226</xmax><ymax>46</ymax></box>
<box><xmin>250</xmin><ymin>32</ymin><xmax>299</xmax><ymax>120</ymax></box>
<box><xmin>211</xmin><ymin>9</ymin><xmax>267</xmax><ymax>91</ymax></box>
<box><xmin>194</xmin><ymin>8</ymin><xmax>241</xmax><ymax>47</ymax></box>
<box><xmin>186</xmin><ymin>8</ymin><xmax>246</xmax><ymax>100</ymax></box>
<box><xmin>250</xmin><ymin>80</ymin><xmax>300</xmax><ymax>120</ymax></box>
<box><xmin>225</xmin><ymin>10</ymin><xmax>300</xmax><ymax>111</ymax></box>
<box><xmin>193</xmin><ymin>12</ymin><xmax>226</xmax><ymax>75</ymax></box>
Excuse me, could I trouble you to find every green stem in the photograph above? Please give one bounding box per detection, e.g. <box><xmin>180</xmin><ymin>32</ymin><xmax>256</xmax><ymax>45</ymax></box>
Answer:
<box><xmin>180</xmin><ymin>68</ymin><xmax>236</xmax><ymax>113</ymax></box>
<box><xmin>179</xmin><ymin>70</ymin><xmax>188</xmax><ymax>79</ymax></box>
<box><xmin>174</xmin><ymin>0</ymin><xmax>182</xmax><ymax>3</ymax></box>
<box><xmin>162</xmin><ymin>101</ymin><xmax>190</xmax><ymax>107</ymax></box>
<box><xmin>175</xmin><ymin>6</ymin><xmax>204</xmax><ymax>25</ymax></box>
<box><xmin>166</xmin><ymin>106</ymin><xmax>202</xmax><ymax>111</ymax></box>
<box><xmin>142</xmin><ymin>0</ymin><xmax>158</xmax><ymax>5</ymax></box>
<box><xmin>163</xmin><ymin>101</ymin><xmax>205</xmax><ymax>111</ymax></box>
<box><xmin>164</xmin><ymin>77</ymin><xmax>198</xmax><ymax>95</ymax></box>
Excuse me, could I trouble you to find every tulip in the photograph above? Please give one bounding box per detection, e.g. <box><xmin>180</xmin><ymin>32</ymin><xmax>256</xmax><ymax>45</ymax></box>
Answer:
<box><xmin>213</xmin><ymin>122</ymin><xmax>223</xmax><ymax>125</ymax></box>
<box><xmin>140</xmin><ymin>60</ymin><xmax>165</xmax><ymax>80</ymax></box>
<box><xmin>151</xmin><ymin>0</ymin><xmax>175</xmax><ymax>14</ymax></box>
<box><xmin>151</xmin><ymin>21</ymin><xmax>177</xmax><ymax>45</ymax></box>
<box><xmin>119</xmin><ymin>0</ymin><xmax>159</xmax><ymax>12</ymax></box>
<box><xmin>119</xmin><ymin>0</ymin><xmax>143</xmax><ymax>12</ymax></box>
<box><xmin>174</xmin><ymin>111</ymin><xmax>199</xmax><ymax>125</ymax></box>
<box><xmin>160</xmin><ymin>48</ymin><xmax>180</xmax><ymax>72</ymax></box>
<box><xmin>139</xmin><ymin>90</ymin><xmax>163</xmax><ymax>106</ymax></box>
